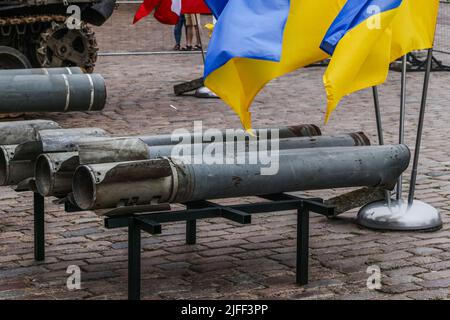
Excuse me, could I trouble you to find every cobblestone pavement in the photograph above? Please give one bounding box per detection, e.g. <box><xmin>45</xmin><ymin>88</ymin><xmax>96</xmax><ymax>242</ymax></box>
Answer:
<box><xmin>1</xmin><ymin>9</ymin><xmax>450</xmax><ymax>300</ymax></box>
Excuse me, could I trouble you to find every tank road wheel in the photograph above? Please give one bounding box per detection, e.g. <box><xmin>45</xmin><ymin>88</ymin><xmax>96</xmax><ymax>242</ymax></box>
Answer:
<box><xmin>0</xmin><ymin>46</ymin><xmax>32</xmax><ymax>69</ymax></box>
<box><xmin>35</xmin><ymin>23</ymin><xmax>98</xmax><ymax>73</ymax></box>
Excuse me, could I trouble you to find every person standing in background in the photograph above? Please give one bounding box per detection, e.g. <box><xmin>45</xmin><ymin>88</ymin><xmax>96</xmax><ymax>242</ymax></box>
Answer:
<box><xmin>183</xmin><ymin>13</ymin><xmax>202</xmax><ymax>51</ymax></box>
<box><xmin>173</xmin><ymin>14</ymin><xmax>186</xmax><ymax>51</ymax></box>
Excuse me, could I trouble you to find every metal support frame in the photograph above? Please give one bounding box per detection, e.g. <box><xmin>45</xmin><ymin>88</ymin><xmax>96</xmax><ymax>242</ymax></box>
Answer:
<box><xmin>104</xmin><ymin>194</ymin><xmax>334</xmax><ymax>300</ymax></box>
<box><xmin>33</xmin><ymin>192</ymin><xmax>45</xmax><ymax>261</ymax></box>
<box><xmin>32</xmin><ymin>194</ymin><xmax>83</xmax><ymax>261</ymax></box>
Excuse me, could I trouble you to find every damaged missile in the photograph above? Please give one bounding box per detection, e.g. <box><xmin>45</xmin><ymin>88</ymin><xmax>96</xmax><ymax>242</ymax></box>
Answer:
<box><xmin>0</xmin><ymin>67</ymin><xmax>84</xmax><ymax>76</ymax></box>
<box><xmin>71</xmin><ymin>145</ymin><xmax>410</xmax><ymax>212</ymax></box>
<box><xmin>0</xmin><ymin>123</ymin><xmax>320</xmax><ymax>188</ymax></box>
<box><xmin>35</xmin><ymin>132</ymin><xmax>370</xmax><ymax>197</ymax></box>
<box><xmin>0</xmin><ymin>74</ymin><xmax>106</xmax><ymax>113</ymax></box>
<box><xmin>0</xmin><ymin>120</ymin><xmax>61</xmax><ymax>145</ymax></box>
<box><xmin>0</xmin><ymin>128</ymin><xmax>108</xmax><ymax>186</ymax></box>
<box><xmin>138</xmin><ymin>124</ymin><xmax>322</xmax><ymax>147</ymax></box>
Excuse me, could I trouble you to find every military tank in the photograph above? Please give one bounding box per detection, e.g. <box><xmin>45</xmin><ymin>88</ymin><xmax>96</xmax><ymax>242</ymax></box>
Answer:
<box><xmin>0</xmin><ymin>0</ymin><xmax>116</xmax><ymax>72</ymax></box>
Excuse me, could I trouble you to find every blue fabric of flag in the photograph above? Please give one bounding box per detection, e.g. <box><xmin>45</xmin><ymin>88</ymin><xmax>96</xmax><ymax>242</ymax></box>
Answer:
<box><xmin>204</xmin><ymin>0</ymin><xmax>291</xmax><ymax>78</ymax></box>
<box><xmin>204</xmin><ymin>0</ymin><xmax>229</xmax><ymax>18</ymax></box>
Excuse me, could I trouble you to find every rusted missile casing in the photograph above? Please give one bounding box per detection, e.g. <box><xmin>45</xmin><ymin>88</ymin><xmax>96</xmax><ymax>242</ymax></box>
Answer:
<box><xmin>35</xmin><ymin>152</ymin><xmax>80</xmax><ymax>197</ymax></box>
<box><xmin>35</xmin><ymin>128</ymin><xmax>109</xmax><ymax>153</ymax></box>
<box><xmin>77</xmin><ymin>132</ymin><xmax>369</xmax><ymax>162</ymax></box>
<box><xmin>138</xmin><ymin>124</ymin><xmax>322</xmax><ymax>147</ymax></box>
<box><xmin>0</xmin><ymin>74</ymin><xmax>107</xmax><ymax>113</ymax></box>
<box><xmin>148</xmin><ymin>132</ymin><xmax>370</xmax><ymax>158</ymax></box>
<box><xmin>0</xmin><ymin>119</ymin><xmax>61</xmax><ymax>145</ymax></box>
<box><xmin>35</xmin><ymin>137</ymin><xmax>149</xmax><ymax>197</ymax></box>
<box><xmin>37</xmin><ymin>132</ymin><xmax>370</xmax><ymax>197</ymax></box>
<box><xmin>21</xmin><ymin>124</ymin><xmax>322</xmax><ymax>165</ymax></box>
<box><xmin>9</xmin><ymin>127</ymin><xmax>108</xmax><ymax>162</ymax></box>
<box><xmin>78</xmin><ymin>138</ymin><xmax>151</xmax><ymax>165</ymax></box>
<box><xmin>29</xmin><ymin>124</ymin><xmax>319</xmax><ymax>160</ymax></box>
<box><xmin>0</xmin><ymin>127</ymin><xmax>109</xmax><ymax>187</ymax></box>
<box><xmin>0</xmin><ymin>67</ymin><xmax>84</xmax><ymax>76</ymax></box>
<box><xmin>0</xmin><ymin>144</ymin><xmax>34</xmax><ymax>186</ymax></box>
<box><xmin>72</xmin><ymin>145</ymin><xmax>410</xmax><ymax>212</ymax></box>
<box><xmin>73</xmin><ymin>159</ymin><xmax>176</xmax><ymax>210</ymax></box>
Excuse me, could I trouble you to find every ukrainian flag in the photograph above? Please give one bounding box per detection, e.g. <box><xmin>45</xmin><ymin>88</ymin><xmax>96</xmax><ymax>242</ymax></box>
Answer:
<box><xmin>204</xmin><ymin>0</ymin><xmax>347</xmax><ymax>131</ymax></box>
<box><xmin>390</xmin><ymin>0</ymin><xmax>439</xmax><ymax>61</ymax></box>
<box><xmin>205</xmin><ymin>0</ymin><xmax>229</xmax><ymax>18</ymax></box>
<box><xmin>321</xmin><ymin>0</ymin><xmax>439</xmax><ymax>121</ymax></box>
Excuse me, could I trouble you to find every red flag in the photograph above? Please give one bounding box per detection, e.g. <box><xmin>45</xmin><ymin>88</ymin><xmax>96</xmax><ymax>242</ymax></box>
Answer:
<box><xmin>133</xmin><ymin>0</ymin><xmax>210</xmax><ymax>25</ymax></box>
<box><xmin>181</xmin><ymin>0</ymin><xmax>211</xmax><ymax>14</ymax></box>
<box><xmin>133</xmin><ymin>0</ymin><xmax>180</xmax><ymax>25</ymax></box>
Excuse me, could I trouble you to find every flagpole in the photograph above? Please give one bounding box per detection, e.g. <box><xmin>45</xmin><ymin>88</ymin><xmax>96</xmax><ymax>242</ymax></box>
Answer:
<box><xmin>372</xmin><ymin>86</ymin><xmax>392</xmax><ymax>207</ymax></box>
<box><xmin>396</xmin><ymin>55</ymin><xmax>407</xmax><ymax>201</ymax></box>
<box><xmin>193</xmin><ymin>14</ymin><xmax>205</xmax><ymax>64</ymax></box>
<box><xmin>372</xmin><ymin>86</ymin><xmax>384</xmax><ymax>145</ymax></box>
<box><xmin>357</xmin><ymin>48</ymin><xmax>442</xmax><ymax>231</ymax></box>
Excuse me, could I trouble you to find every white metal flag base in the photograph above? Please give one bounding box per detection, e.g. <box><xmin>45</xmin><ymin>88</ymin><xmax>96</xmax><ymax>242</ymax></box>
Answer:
<box><xmin>195</xmin><ymin>87</ymin><xmax>219</xmax><ymax>98</ymax></box>
<box><xmin>357</xmin><ymin>199</ymin><xmax>442</xmax><ymax>232</ymax></box>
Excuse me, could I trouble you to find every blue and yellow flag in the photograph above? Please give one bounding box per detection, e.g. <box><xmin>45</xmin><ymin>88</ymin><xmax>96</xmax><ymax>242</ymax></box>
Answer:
<box><xmin>321</xmin><ymin>0</ymin><xmax>439</xmax><ymax>121</ymax></box>
<box><xmin>205</xmin><ymin>0</ymin><xmax>229</xmax><ymax>18</ymax></box>
<box><xmin>204</xmin><ymin>0</ymin><xmax>346</xmax><ymax>131</ymax></box>
<box><xmin>390</xmin><ymin>0</ymin><xmax>439</xmax><ymax>61</ymax></box>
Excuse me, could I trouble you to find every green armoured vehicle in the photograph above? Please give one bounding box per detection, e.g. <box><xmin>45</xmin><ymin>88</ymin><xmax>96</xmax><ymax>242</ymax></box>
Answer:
<box><xmin>0</xmin><ymin>0</ymin><xmax>116</xmax><ymax>71</ymax></box>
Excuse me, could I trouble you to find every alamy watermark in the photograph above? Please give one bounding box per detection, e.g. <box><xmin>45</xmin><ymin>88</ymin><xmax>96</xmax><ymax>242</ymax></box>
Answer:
<box><xmin>66</xmin><ymin>265</ymin><xmax>81</xmax><ymax>290</ymax></box>
<box><xmin>367</xmin><ymin>5</ymin><xmax>382</xmax><ymax>30</ymax></box>
<box><xmin>366</xmin><ymin>265</ymin><xmax>382</xmax><ymax>290</ymax></box>
<box><xmin>65</xmin><ymin>4</ymin><xmax>82</xmax><ymax>30</ymax></box>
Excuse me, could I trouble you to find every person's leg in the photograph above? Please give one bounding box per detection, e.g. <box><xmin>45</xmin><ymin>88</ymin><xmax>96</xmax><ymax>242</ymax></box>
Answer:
<box><xmin>184</xmin><ymin>15</ymin><xmax>194</xmax><ymax>50</ymax></box>
<box><xmin>180</xmin><ymin>15</ymin><xmax>185</xmax><ymax>39</ymax></box>
<box><xmin>186</xmin><ymin>26</ymin><xmax>194</xmax><ymax>48</ymax></box>
<box><xmin>174</xmin><ymin>21</ymin><xmax>182</xmax><ymax>50</ymax></box>
<box><xmin>194</xmin><ymin>14</ymin><xmax>202</xmax><ymax>48</ymax></box>
<box><xmin>174</xmin><ymin>16</ymin><xmax>186</xmax><ymax>50</ymax></box>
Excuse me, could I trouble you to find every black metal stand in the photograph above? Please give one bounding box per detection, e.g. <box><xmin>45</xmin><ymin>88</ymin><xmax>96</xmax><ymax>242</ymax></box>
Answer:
<box><xmin>33</xmin><ymin>192</ymin><xmax>45</xmax><ymax>261</ymax></box>
<box><xmin>31</xmin><ymin>192</ymin><xmax>334</xmax><ymax>300</ymax></box>
<box><xmin>104</xmin><ymin>194</ymin><xmax>334</xmax><ymax>300</ymax></box>
<box><xmin>32</xmin><ymin>193</ymin><xmax>84</xmax><ymax>262</ymax></box>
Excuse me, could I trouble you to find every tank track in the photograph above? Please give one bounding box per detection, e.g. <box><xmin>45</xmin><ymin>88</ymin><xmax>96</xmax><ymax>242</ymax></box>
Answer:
<box><xmin>0</xmin><ymin>14</ymin><xmax>66</xmax><ymax>27</ymax></box>
<box><xmin>0</xmin><ymin>14</ymin><xmax>98</xmax><ymax>72</ymax></box>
